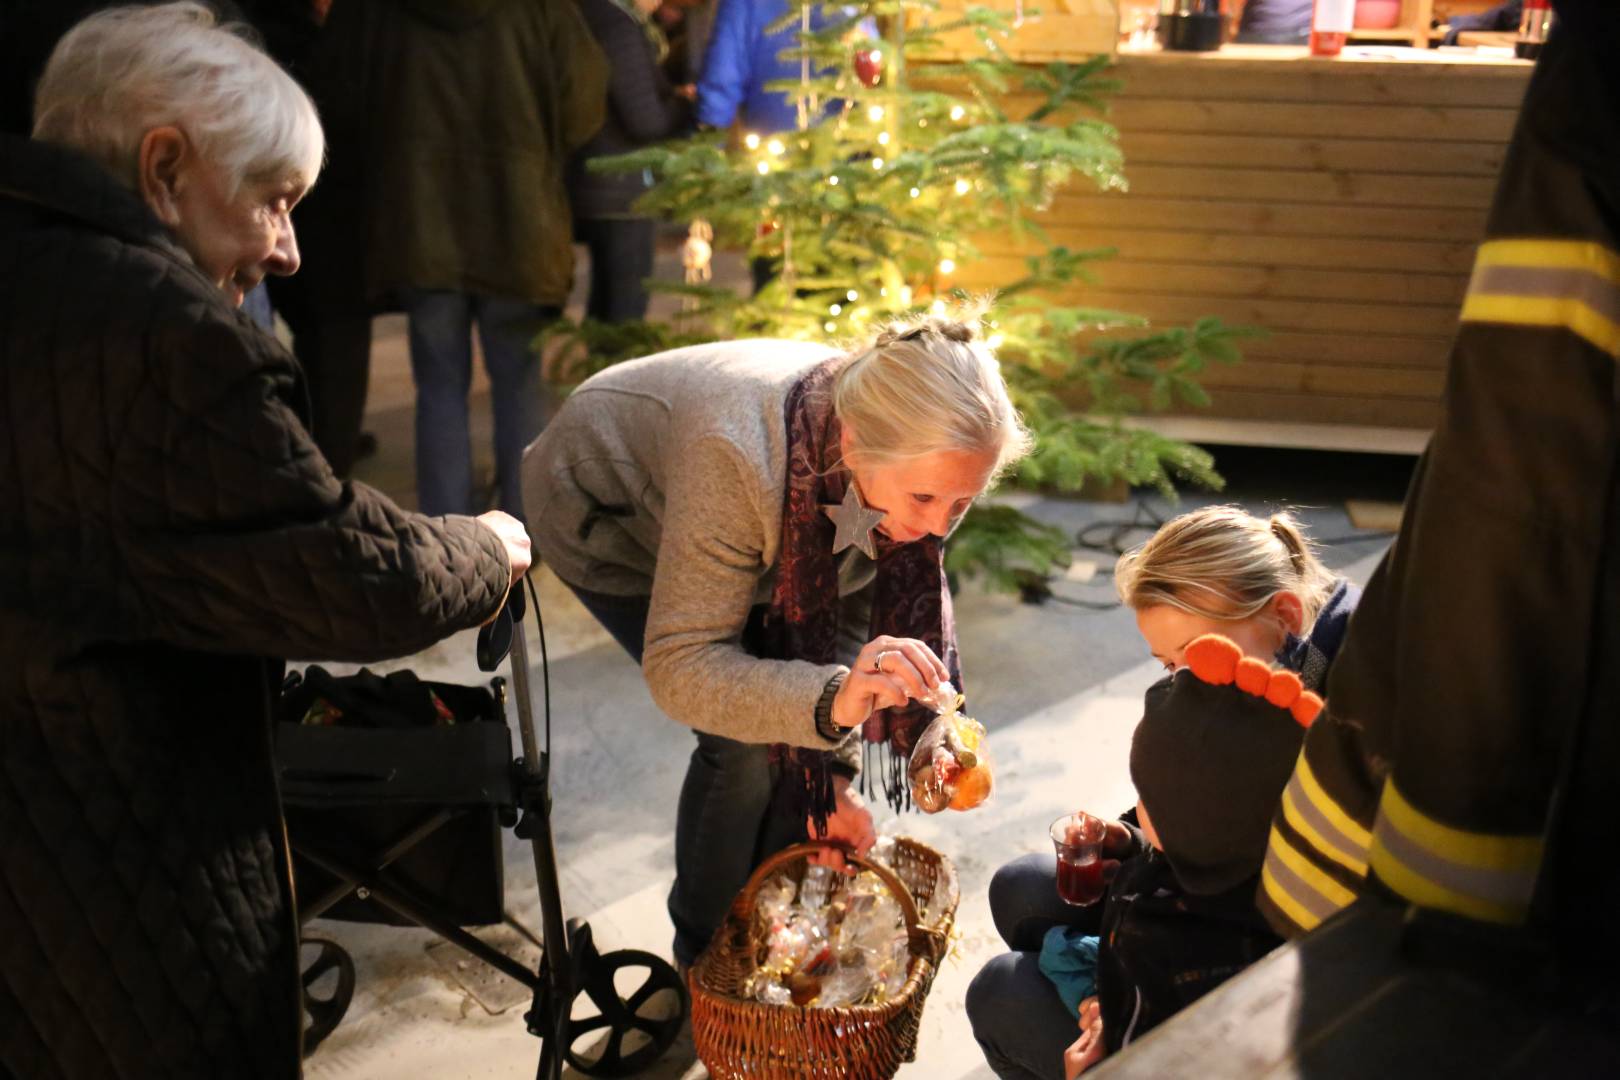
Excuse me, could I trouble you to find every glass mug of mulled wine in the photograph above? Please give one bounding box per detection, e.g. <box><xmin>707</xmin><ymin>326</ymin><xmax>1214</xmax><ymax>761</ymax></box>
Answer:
<box><xmin>1050</xmin><ymin>812</ymin><xmax>1108</xmax><ymax>906</ymax></box>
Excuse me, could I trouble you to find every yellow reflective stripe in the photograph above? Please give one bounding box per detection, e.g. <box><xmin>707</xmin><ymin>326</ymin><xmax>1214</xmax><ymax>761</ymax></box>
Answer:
<box><xmin>1370</xmin><ymin>778</ymin><xmax>1543</xmax><ymax>926</ymax></box>
<box><xmin>1473</xmin><ymin>239</ymin><xmax>1620</xmax><ymax>282</ymax></box>
<box><xmin>1280</xmin><ymin>781</ymin><xmax>1369</xmax><ymax>878</ymax></box>
<box><xmin>1460</xmin><ymin>294</ymin><xmax>1620</xmax><ymax>357</ymax></box>
<box><xmin>1379</xmin><ymin>778</ymin><xmax>1543</xmax><ymax>874</ymax></box>
<box><xmin>1295</xmin><ymin>753</ymin><xmax>1372</xmax><ymax>852</ymax></box>
<box><xmin>1267</xmin><ymin>824</ymin><xmax>1360</xmax><ymax>911</ymax></box>
<box><xmin>1462</xmin><ymin>239</ymin><xmax>1620</xmax><ymax>356</ymax></box>
<box><xmin>1260</xmin><ymin>861</ymin><xmax>1324</xmax><ymax>935</ymax></box>
<box><xmin>1369</xmin><ymin>843</ymin><xmax>1529</xmax><ymax>926</ymax></box>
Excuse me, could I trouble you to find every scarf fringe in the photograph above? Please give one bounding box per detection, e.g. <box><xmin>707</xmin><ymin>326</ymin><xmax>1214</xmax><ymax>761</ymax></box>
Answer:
<box><xmin>861</xmin><ymin>739</ymin><xmax>913</xmax><ymax>816</ymax></box>
<box><xmin>786</xmin><ymin>756</ymin><xmax>839</xmax><ymax>837</ymax></box>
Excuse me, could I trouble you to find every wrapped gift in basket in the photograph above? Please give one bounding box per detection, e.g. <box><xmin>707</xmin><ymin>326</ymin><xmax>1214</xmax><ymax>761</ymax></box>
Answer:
<box><xmin>690</xmin><ymin>837</ymin><xmax>960</xmax><ymax>1080</ymax></box>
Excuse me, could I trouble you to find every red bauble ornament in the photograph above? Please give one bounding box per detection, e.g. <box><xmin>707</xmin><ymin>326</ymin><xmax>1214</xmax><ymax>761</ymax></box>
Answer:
<box><xmin>853</xmin><ymin>48</ymin><xmax>882</xmax><ymax>88</ymax></box>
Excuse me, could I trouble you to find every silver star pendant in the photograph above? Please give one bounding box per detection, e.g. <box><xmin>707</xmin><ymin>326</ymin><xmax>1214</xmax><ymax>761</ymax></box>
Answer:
<box><xmin>823</xmin><ymin>479</ymin><xmax>885</xmax><ymax>560</ymax></box>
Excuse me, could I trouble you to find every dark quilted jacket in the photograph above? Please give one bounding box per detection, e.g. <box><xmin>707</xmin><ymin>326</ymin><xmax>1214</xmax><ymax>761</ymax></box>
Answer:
<box><xmin>0</xmin><ymin>135</ymin><xmax>512</xmax><ymax>1079</ymax></box>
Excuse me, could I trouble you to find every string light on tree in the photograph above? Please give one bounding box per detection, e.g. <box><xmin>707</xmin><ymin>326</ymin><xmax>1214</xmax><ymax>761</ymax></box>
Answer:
<box><xmin>744</xmin><ymin>132</ymin><xmax>760</xmax><ymax>150</ymax></box>
<box><xmin>954</xmin><ymin>178</ymin><xmax>971</xmax><ymax>195</ymax></box>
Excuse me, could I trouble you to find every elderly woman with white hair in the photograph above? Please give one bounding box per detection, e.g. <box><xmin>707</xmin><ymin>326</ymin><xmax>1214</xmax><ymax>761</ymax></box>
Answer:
<box><xmin>521</xmin><ymin>316</ymin><xmax>1034</xmax><ymax>969</ymax></box>
<box><xmin>0</xmin><ymin>5</ymin><xmax>531</xmax><ymax>1076</ymax></box>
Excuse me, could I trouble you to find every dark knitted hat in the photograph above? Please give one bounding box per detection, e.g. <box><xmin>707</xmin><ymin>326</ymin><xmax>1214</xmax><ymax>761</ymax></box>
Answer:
<box><xmin>1130</xmin><ymin>670</ymin><xmax>1307</xmax><ymax>896</ymax></box>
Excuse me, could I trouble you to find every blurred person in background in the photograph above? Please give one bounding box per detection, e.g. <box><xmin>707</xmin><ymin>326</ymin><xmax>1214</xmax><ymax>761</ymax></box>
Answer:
<box><xmin>659</xmin><ymin>0</ymin><xmax>716</xmax><ymax>85</ymax></box>
<box><xmin>298</xmin><ymin>0</ymin><xmax>607</xmax><ymax>519</ymax></box>
<box><xmin>571</xmin><ymin>0</ymin><xmax>695</xmax><ymax>324</ymax></box>
<box><xmin>0</xmin><ymin>6</ymin><xmax>530</xmax><ymax>1075</ymax></box>
<box><xmin>1226</xmin><ymin>0</ymin><xmax>1312</xmax><ymax>44</ymax></box>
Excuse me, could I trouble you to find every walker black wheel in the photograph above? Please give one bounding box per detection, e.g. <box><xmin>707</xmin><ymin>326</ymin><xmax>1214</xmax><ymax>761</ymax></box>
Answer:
<box><xmin>299</xmin><ymin>937</ymin><xmax>356</xmax><ymax>1057</ymax></box>
<box><xmin>564</xmin><ymin>949</ymin><xmax>688</xmax><ymax>1078</ymax></box>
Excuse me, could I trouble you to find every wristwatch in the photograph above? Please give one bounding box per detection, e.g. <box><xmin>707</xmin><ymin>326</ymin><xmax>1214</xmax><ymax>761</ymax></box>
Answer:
<box><xmin>814</xmin><ymin>670</ymin><xmax>849</xmax><ymax>742</ymax></box>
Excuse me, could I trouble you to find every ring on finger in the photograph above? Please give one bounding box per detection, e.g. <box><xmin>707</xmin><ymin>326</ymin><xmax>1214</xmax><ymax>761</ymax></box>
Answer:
<box><xmin>872</xmin><ymin>649</ymin><xmax>893</xmax><ymax>674</ymax></box>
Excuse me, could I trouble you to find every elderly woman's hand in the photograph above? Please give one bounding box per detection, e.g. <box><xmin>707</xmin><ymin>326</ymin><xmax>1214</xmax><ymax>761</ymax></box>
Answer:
<box><xmin>476</xmin><ymin>510</ymin><xmax>533</xmax><ymax>585</ymax></box>
<box><xmin>831</xmin><ymin>635</ymin><xmax>951</xmax><ymax>730</ymax></box>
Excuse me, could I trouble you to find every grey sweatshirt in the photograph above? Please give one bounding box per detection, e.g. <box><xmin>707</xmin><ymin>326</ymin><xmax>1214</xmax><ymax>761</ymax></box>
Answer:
<box><xmin>521</xmin><ymin>340</ymin><xmax>877</xmax><ymax>750</ymax></box>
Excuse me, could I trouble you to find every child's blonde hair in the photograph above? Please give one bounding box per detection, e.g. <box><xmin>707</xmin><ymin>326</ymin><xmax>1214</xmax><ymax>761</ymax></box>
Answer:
<box><xmin>1114</xmin><ymin>505</ymin><xmax>1337</xmax><ymax>625</ymax></box>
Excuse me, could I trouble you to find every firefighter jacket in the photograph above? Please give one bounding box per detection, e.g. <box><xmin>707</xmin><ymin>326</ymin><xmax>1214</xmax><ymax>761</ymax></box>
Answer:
<box><xmin>1258</xmin><ymin>4</ymin><xmax>1620</xmax><ymax>939</ymax></box>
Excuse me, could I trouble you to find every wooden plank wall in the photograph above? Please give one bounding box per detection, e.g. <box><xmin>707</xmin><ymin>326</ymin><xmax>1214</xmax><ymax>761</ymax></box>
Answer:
<box><xmin>910</xmin><ymin>0</ymin><xmax>1118</xmax><ymax>61</ymax></box>
<box><xmin>956</xmin><ymin>52</ymin><xmax>1533</xmax><ymax>433</ymax></box>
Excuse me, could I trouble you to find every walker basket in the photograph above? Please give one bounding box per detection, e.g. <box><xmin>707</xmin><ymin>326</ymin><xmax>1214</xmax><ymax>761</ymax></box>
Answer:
<box><xmin>689</xmin><ymin>838</ymin><xmax>960</xmax><ymax>1080</ymax></box>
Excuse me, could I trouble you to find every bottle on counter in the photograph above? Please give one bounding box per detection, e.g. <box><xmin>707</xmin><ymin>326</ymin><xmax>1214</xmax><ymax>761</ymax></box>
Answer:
<box><xmin>1515</xmin><ymin>0</ymin><xmax>1554</xmax><ymax>61</ymax></box>
<box><xmin>1309</xmin><ymin>0</ymin><xmax>1356</xmax><ymax>57</ymax></box>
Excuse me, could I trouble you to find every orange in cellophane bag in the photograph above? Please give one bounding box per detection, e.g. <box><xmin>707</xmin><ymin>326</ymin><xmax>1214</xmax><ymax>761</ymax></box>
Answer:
<box><xmin>908</xmin><ymin>684</ymin><xmax>994</xmax><ymax>813</ymax></box>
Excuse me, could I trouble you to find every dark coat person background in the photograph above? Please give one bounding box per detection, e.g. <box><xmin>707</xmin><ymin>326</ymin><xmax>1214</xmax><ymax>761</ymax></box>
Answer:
<box><xmin>0</xmin><ymin>6</ymin><xmax>529</xmax><ymax>1076</ymax></box>
<box><xmin>570</xmin><ymin>0</ymin><xmax>694</xmax><ymax>324</ymax></box>
<box><xmin>1257</xmin><ymin>0</ymin><xmax>1620</xmax><ymax>974</ymax></box>
<box><xmin>297</xmin><ymin>0</ymin><xmax>608</xmax><ymax>519</ymax></box>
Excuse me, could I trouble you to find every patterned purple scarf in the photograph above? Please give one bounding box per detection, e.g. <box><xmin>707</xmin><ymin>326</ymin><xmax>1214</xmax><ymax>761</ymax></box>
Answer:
<box><xmin>756</xmin><ymin>357</ymin><xmax>962</xmax><ymax>825</ymax></box>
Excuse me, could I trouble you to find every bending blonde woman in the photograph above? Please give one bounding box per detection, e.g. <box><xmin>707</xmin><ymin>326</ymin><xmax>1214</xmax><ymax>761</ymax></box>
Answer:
<box><xmin>520</xmin><ymin>313</ymin><xmax>1032</xmax><ymax>967</ymax></box>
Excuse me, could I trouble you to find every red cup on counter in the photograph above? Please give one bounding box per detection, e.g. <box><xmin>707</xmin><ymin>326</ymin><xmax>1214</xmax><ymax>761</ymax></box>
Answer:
<box><xmin>1050</xmin><ymin>812</ymin><xmax>1108</xmax><ymax>906</ymax></box>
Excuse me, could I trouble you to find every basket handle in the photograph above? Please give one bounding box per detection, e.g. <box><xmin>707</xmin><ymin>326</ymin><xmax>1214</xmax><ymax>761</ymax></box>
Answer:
<box><xmin>731</xmin><ymin>841</ymin><xmax>928</xmax><ymax>942</ymax></box>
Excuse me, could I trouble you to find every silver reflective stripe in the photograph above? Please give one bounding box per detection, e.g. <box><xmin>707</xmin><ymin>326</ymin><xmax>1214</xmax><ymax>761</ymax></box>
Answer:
<box><xmin>1262</xmin><ymin>842</ymin><xmax>1344</xmax><ymax>927</ymax></box>
<box><xmin>1283</xmin><ymin>770</ymin><xmax>1369</xmax><ymax>874</ymax></box>
<box><xmin>1373</xmin><ymin>811</ymin><xmax>1537</xmax><ymax>911</ymax></box>
<box><xmin>1469</xmin><ymin>262</ymin><xmax>1620</xmax><ymax>325</ymax></box>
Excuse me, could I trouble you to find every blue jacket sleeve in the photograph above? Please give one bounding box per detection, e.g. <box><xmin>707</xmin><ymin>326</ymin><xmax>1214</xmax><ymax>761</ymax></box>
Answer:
<box><xmin>695</xmin><ymin>0</ymin><xmax>753</xmax><ymax>128</ymax></box>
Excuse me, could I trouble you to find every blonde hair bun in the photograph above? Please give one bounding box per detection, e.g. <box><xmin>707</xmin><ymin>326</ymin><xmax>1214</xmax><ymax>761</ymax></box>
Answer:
<box><xmin>872</xmin><ymin>313</ymin><xmax>979</xmax><ymax>348</ymax></box>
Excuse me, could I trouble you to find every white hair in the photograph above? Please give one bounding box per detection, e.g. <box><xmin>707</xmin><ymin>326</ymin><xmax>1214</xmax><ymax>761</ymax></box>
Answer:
<box><xmin>833</xmin><ymin>309</ymin><xmax>1034</xmax><ymax>479</ymax></box>
<box><xmin>32</xmin><ymin>2</ymin><xmax>324</xmax><ymax>195</ymax></box>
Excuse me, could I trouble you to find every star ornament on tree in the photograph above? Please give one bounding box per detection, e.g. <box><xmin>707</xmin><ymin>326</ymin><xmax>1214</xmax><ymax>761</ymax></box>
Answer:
<box><xmin>823</xmin><ymin>480</ymin><xmax>885</xmax><ymax>559</ymax></box>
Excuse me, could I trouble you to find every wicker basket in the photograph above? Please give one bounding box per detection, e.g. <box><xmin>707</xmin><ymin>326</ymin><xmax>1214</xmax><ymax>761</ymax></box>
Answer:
<box><xmin>690</xmin><ymin>839</ymin><xmax>960</xmax><ymax>1080</ymax></box>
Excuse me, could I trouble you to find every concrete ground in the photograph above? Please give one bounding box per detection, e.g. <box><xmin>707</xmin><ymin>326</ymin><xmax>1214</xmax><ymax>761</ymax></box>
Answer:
<box><xmin>292</xmin><ymin>242</ymin><xmax>1408</xmax><ymax>1080</ymax></box>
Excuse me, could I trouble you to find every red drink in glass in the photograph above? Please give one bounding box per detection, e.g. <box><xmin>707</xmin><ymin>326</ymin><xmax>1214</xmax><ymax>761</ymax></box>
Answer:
<box><xmin>1050</xmin><ymin>812</ymin><xmax>1108</xmax><ymax>907</ymax></box>
<box><xmin>1056</xmin><ymin>849</ymin><xmax>1106</xmax><ymax>906</ymax></box>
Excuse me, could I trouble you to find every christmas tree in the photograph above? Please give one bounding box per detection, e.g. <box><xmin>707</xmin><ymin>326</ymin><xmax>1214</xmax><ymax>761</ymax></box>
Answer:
<box><xmin>550</xmin><ymin>0</ymin><xmax>1250</xmax><ymax>592</ymax></box>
